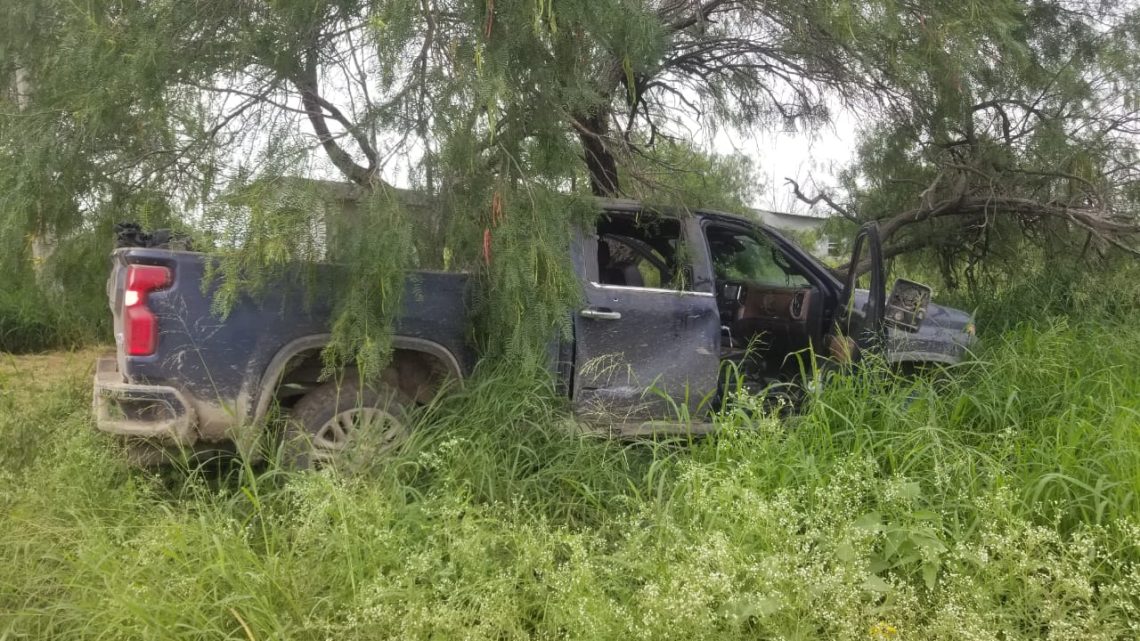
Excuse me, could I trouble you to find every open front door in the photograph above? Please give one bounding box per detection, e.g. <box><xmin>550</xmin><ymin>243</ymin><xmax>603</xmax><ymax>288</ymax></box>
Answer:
<box><xmin>832</xmin><ymin>223</ymin><xmax>887</xmax><ymax>362</ymax></box>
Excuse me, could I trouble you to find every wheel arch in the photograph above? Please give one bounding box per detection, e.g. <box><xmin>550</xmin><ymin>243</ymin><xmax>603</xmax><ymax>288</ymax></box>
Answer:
<box><xmin>252</xmin><ymin>334</ymin><xmax>463</xmax><ymax>424</ymax></box>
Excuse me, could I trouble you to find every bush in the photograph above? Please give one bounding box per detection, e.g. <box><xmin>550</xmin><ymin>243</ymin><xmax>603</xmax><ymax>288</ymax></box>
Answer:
<box><xmin>0</xmin><ymin>283</ymin><xmax>107</xmax><ymax>353</ymax></box>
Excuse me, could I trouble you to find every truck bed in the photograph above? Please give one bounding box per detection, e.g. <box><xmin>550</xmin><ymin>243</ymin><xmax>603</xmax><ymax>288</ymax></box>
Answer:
<box><xmin>99</xmin><ymin>247</ymin><xmax>473</xmax><ymax>445</ymax></box>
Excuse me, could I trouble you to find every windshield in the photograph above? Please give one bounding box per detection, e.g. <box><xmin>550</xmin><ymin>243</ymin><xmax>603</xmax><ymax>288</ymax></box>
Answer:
<box><xmin>708</xmin><ymin>228</ymin><xmax>810</xmax><ymax>287</ymax></box>
<box><xmin>754</xmin><ymin>224</ymin><xmax>843</xmax><ymax>290</ymax></box>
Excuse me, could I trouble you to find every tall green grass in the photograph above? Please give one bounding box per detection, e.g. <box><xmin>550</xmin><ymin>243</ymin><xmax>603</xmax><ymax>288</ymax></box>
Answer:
<box><xmin>2</xmin><ymin>313</ymin><xmax>1139</xmax><ymax>639</ymax></box>
<box><xmin>0</xmin><ymin>283</ymin><xmax>107</xmax><ymax>353</ymax></box>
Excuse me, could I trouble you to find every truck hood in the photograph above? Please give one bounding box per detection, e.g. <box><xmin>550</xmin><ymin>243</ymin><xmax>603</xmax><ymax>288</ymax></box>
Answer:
<box><xmin>852</xmin><ymin>290</ymin><xmax>976</xmax><ymax>365</ymax></box>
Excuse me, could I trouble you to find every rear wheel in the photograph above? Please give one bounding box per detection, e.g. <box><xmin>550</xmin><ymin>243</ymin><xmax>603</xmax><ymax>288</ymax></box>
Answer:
<box><xmin>282</xmin><ymin>376</ymin><xmax>411</xmax><ymax>471</ymax></box>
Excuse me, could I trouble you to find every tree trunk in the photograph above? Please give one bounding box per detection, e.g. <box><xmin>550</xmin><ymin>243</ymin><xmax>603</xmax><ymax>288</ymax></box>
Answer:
<box><xmin>294</xmin><ymin>47</ymin><xmax>377</xmax><ymax>189</ymax></box>
<box><xmin>13</xmin><ymin>62</ymin><xmax>55</xmax><ymax>275</ymax></box>
<box><xmin>14</xmin><ymin>64</ymin><xmax>30</xmax><ymax>109</ymax></box>
<box><xmin>577</xmin><ymin>112</ymin><xmax>620</xmax><ymax>196</ymax></box>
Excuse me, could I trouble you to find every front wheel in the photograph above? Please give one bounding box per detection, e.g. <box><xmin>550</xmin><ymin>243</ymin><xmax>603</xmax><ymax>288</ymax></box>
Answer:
<box><xmin>282</xmin><ymin>376</ymin><xmax>412</xmax><ymax>471</ymax></box>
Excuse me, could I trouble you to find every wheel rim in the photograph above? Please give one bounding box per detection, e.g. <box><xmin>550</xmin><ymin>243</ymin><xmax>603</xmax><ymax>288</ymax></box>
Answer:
<box><xmin>310</xmin><ymin>406</ymin><xmax>406</xmax><ymax>465</ymax></box>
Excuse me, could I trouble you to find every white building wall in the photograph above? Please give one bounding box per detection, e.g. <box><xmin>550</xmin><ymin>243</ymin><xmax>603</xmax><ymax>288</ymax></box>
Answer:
<box><xmin>751</xmin><ymin>209</ymin><xmax>832</xmax><ymax>257</ymax></box>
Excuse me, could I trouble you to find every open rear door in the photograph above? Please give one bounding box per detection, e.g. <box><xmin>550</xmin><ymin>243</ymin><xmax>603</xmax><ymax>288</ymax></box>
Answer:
<box><xmin>832</xmin><ymin>222</ymin><xmax>887</xmax><ymax>362</ymax></box>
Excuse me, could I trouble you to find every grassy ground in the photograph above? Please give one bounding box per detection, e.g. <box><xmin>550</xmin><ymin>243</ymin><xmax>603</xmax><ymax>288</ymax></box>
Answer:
<box><xmin>1</xmin><ymin>318</ymin><xmax>1139</xmax><ymax>640</ymax></box>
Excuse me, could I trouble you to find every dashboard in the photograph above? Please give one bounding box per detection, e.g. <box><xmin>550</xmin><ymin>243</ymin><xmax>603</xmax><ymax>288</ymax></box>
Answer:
<box><xmin>720</xmin><ymin>281</ymin><xmax>814</xmax><ymax>323</ymax></box>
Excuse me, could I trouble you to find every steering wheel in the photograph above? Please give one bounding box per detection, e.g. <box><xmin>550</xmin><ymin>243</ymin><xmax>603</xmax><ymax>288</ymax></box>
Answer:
<box><xmin>599</xmin><ymin>233</ymin><xmax>675</xmax><ymax>284</ymax></box>
<box><xmin>770</xmin><ymin>248</ymin><xmax>801</xmax><ymax>286</ymax></box>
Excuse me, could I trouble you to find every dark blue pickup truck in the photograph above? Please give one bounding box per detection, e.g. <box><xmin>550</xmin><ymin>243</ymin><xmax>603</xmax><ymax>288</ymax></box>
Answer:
<box><xmin>94</xmin><ymin>200</ymin><xmax>975</xmax><ymax>465</ymax></box>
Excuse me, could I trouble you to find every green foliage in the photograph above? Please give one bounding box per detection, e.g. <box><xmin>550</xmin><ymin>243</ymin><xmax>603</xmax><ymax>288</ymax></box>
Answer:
<box><xmin>831</xmin><ymin>1</ymin><xmax>1140</xmax><ymax>284</ymax></box>
<box><xmin>4</xmin><ymin>4</ymin><xmax>1140</xmax><ymax>636</ymax></box>
<box><xmin>620</xmin><ymin>142</ymin><xmax>762</xmax><ymax>213</ymax></box>
<box><xmin>971</xmin><ymin>259</ymin><xmax>1140</xmax><ymax>331</ymax></box>
<box><xmin>0</xmin><ymin>192</ymin><xmax>200</xmax><ymax>354</ymax></box>
<box><xmin>469</xmin><ymin>190</ymin><xmax>592</xmax><ymax>362</ymax></box>
<box><xmin>203</xmin><ymin>178</ymin><xmax>417</xmax><ymax>380</ymax></box>
<box><xmin>4</xmin><ymin>298</ymin><xmax>1140</xmax><ymax>638</ymax></box>
<box><xmin>0</xmin><ymin>213</ymin><xmax>130</xmax><ymax>353</ymax></box>
<box><xmin>204</xmin><ymin>179</ymin><xmax>332</xmax><ymax>315</ymax></box>
<box><xmin>321</xmin><ymin>192</ymin><xmax>415</xmax><ymax>380</ymax></box>
<box><xmin>0</xmin><ymin>283</ymin><xmax>103</xmax><ymax>354</ymax></box>
<box><xmin>6</xmin><ymin>0</ymin><xmax>1139</xmax><ymax>366</ymax></box>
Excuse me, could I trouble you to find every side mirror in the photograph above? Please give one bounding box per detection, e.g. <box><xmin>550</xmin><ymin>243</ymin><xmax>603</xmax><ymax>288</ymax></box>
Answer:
<box><xmin>884</xmin><ymin>278</ymin><xmax>933</xmax><ymax>332</ymax></box>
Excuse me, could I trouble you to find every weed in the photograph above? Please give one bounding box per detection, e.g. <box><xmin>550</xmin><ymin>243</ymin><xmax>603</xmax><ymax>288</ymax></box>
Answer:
<box><xmin>2</xmin><ymin>316</ymin><xmax>1139</xmax><ymax>639</ymax></box>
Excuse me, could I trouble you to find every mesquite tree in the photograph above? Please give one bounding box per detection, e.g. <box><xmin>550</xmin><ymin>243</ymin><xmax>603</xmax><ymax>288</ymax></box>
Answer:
<box><xmin>787</xmin><ymin>3</ymin><xmax>1140</xmax><ymax>284</ymax></box>
<box><xmin>2</xmin><ymin>0</ymin><xmax>1138</xmax><ymax>364</ymax></box>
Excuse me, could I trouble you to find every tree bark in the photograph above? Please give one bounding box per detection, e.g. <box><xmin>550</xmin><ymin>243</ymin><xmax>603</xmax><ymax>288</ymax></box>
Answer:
<box><xmin>13</xmin><ymin>61</ymin><xmax>56</xmax><ymax>274</ymax></box>
<box><xmin>14</xmin><ymin>64</ymin><xmax>30</xmax><ymax>110</ymax></box>
<box><xmin>576</xmin><ymin>112</ymin><xmax>620</xmax><ymax>196</ymax></box>
<box><xmin>294</xmin><ymin>47</ymin><xmax>377</xmax><ymax>188</ymax></box>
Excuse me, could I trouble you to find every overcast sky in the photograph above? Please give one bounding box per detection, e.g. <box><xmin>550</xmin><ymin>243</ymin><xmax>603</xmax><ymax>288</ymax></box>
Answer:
<box><xmin>365</xmin><ymin>117</ymin><xmax>859</xmax><ymax>217</ymax></box>
<box><xmin>710</xmin><ymin>110</ymin><xmax>859</xmax><ymax>216</ymax></box>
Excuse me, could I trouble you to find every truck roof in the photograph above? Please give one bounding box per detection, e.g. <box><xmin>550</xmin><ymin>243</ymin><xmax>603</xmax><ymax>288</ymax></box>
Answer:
<box><xmin>593</xmin><ymin>197</ymin><xmax>762</xmax><ymax>227</ymax></box>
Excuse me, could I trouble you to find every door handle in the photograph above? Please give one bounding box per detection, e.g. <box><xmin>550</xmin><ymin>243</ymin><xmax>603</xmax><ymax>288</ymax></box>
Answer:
<box><xmin>580</xmin><ymin>308</ymin><xmax>622</xmax><ymax>320</ymax></box>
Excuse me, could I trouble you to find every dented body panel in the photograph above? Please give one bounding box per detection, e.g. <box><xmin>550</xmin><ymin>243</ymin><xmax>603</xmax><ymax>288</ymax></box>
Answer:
<box><xmin>573</xmin><ymin>283</ymin><xmax>721</xmax><ymax>419</ymax></box>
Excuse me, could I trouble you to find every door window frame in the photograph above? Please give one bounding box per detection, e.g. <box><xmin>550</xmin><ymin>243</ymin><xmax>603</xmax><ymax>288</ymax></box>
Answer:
<box><xmin>581</xmin><ymin>212</ymin><xmax>717</xmax><ymax>299</ymax></box>
<box><xmin>699</xmin><ymin>218</ymin><xmax>823</xmax><ymax>292</ymax></box>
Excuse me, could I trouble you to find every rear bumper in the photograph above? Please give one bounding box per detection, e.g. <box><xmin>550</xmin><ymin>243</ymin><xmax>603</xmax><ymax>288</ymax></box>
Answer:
<box><xmin>92</xmin><ymin>356</ymin><xmax>197</xmax><ymax>445</ymax></box>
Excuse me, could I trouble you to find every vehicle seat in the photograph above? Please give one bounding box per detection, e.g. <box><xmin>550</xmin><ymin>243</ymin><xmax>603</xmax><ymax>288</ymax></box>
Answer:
<box><xmin>613</xmin><ymin>262</ymin><xmax>643</xmax><ymax>287</ymax></box>
<box><xmin>597</xmin><ymin>240</ymin><xmax>644</xmax><ymax>287</ymax></box>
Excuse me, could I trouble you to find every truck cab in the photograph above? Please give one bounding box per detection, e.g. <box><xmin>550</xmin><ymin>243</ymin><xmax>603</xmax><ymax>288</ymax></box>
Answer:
<box><xmin>570</xmin><ymin>201</ymin><xmax>971</xmax><ymax>430</ymax></box>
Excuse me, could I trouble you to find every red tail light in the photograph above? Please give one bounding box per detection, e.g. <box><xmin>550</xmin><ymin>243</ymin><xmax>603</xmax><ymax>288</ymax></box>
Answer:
<box><xmin>123</xmin><ymin>264</ymin><xmax>171</xmax><ymax>356</ymax></box>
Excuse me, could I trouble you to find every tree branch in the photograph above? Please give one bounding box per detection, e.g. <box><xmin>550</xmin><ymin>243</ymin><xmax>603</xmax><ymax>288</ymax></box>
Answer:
<box><xmin>785</xmin><ymin>178</ymin><xmax>858</xmax><ymax>222</ymax></box>
<box><xmin>292</xmin><ymin>44</ymin><xmax>377</xmax><ymax>187</ymax></box>
<box><xmin>664</xmin><ymin>0</ymin><xmax>736</xmax><ymax>33</ymax></box>
<box><xmin>877</xmin><ymin>195</ymin><xmax>1140</xmax><ymax>255</ymax></box>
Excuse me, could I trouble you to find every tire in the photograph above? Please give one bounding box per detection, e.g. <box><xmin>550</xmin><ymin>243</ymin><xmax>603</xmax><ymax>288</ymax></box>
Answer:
<box><xmin>282</xmin><ymin>376</ymin><xmax>412</xmax><ymax>471</ymax></box>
